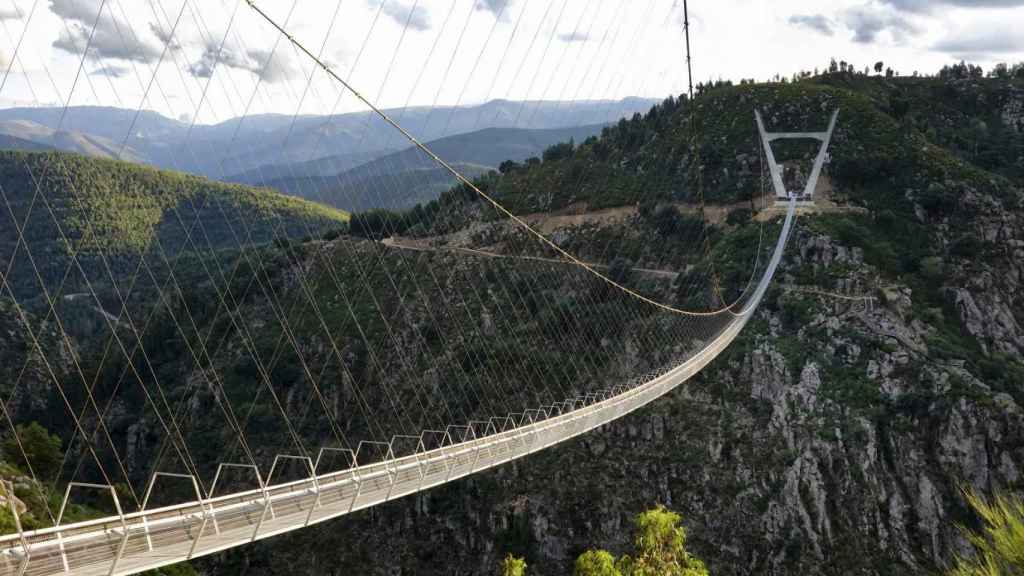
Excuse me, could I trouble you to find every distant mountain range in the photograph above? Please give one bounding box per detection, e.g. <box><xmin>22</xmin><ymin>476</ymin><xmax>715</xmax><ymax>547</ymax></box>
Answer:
<box><xmin>0</xmin><ymin>118</ymin><xmax>144</xmax><ymax>161</ymax></box>
<box><xmin>0</xmin><ymin>98</ymin><xmax>654</xmax><ymax>211</ymax></box>
<box><xmin>246</xmin><ymin>124</ymin><xmax>608</xmax><ymax>212</ymax></box>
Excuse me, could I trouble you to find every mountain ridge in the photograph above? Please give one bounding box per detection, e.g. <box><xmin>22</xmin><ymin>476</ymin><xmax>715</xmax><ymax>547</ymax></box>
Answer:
<box><xmin>253</xmin><ymin>123</ymin><xmax>608</xmax><ymax>212</ymax></box>
<box><xmin>0</xmin><ymin>98</ymin><xmax>658</xmax><ymax>181</ymax></box>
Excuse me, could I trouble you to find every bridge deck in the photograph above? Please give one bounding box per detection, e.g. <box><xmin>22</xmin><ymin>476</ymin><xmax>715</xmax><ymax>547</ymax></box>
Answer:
<box><xmin>0</xmin><ymin>201</ymin><xmax>795</xmax><ymax>576</ymax></box>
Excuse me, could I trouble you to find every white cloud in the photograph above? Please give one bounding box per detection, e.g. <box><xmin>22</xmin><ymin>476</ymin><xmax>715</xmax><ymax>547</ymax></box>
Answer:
<box><xmin>49</xmin><ymin>0</ymin><xmax>163</xmax><ymax>63</ymax></box>
<box><xmin>90</xmin><ymin>64</ymin><xmax>128</xmax><ymax>77</ymax></box>
<box><xmin>881</xmin><ymin>0</ymin><xmax>1024</xmax><ymax>12</ymax></box>
<box><xmin>840</xmin><ymin>6</ymin><xmax>920</xmax><ymax>44</ymax></box>
<box><xmin>189</xmin><ymin>42</ymin><xmax>295</xmax><ymax>84</ymax></box>
<box><xmin>371</xmin><ymin>0</ymin><xmax>431</xmax><ymax>31</ymax></box>
<box><xmin>477</xmin><ymin>0</ymin><xmax>513</xmax><ymax>20</ymax></box>
<box><xmin>0</xmin><ymin>0</ymin><xmax>1015</xmax><ymax>124</ymax></box>
<box><xmin>788</xmin><ymin>14</ymin><xmax>835</xmax><ymax>37</ymax></box>
<box><xmin>0</xmin><ymin>5</ymin><xmax>22</xmax><ymax>20</ymax></box>
<box><xmin>933</xmin><ymin>24</ymin><xmax>1024</xmax><ymax>59</ymax></box>
<box><xmin>557</xmin><ymin>31</ymin><xmax>589</xmax><ymax>43</ymax></box>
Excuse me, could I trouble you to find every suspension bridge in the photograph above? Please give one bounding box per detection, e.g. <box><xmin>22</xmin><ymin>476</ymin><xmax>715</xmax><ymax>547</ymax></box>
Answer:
<box><xmin>0</xmin><ymin>0</ymin><xmax>839</xmax><ymax>574</ymax></box>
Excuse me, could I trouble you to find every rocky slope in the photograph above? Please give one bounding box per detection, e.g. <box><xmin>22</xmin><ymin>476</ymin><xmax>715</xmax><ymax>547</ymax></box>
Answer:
<box><xmin>196</xmin><ymin>213</ymin><xmax>1023</xmax><ymax>575</ymax></box>
<box><xmin>0</xmin><ymin>74</ymin><xmax>1021</xmax><ymax>575</ymax></box>
<box><xmin>200</xmin><ymin>76</ymin><xmax>1024</xmax><ymax>575</ymax></box>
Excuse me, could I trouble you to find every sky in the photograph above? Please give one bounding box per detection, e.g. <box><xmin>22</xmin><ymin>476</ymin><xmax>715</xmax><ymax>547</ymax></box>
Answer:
<box><xmin>0</xmin><ymin>0</ymin><xmax>1020</xmax><ymax>125</ymax></box>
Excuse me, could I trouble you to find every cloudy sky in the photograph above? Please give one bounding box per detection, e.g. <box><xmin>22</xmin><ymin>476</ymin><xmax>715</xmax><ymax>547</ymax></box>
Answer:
<box><xmin>0</xmin><ymin>0</ymin><xmax>1021</xmax><ymax>124</ymax></box>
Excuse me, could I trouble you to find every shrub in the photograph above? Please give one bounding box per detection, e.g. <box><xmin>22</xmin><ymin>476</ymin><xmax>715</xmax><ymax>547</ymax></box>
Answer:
<box><xmin>499</xmin><ymin>160</ymin><xmax>521</xmax><ymax>174</ymax></box>
<box><xmin>542</xmin><ymin>140</ymin><xmax>575</xmax><ymax>163</ymax></box>
<box><xmin>575</xmin><ymin>550</ymin><xmax>621</xmax><ymax>576</ymax></box>
<box><xmin>571</xmin><ymin>506</ymin><xmax>708</xmax><ymax>576</ymax></box>
<box><xmin>947</xmin><ymin>489</ymin><xmax>1024</xmax><ymax>576</ymax></box>
<box><xmin>501</xmin><ymin>553</ymin><xmax>527</xmax><ymax>576</ymax></box>
<box><xmin>2</xmin><ymin>422</ymin><xmax>63</xmax><ymax>479</ymax></box>
<box><xmin>618</xmin><ymin>505</ymin><xmax>709</xmax><ymax>576</ymax></box>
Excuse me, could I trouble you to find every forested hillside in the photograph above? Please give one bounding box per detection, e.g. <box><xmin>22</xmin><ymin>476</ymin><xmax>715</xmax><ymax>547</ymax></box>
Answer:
<box><xmin>0</xmin><ymin>68</ymin><xmax>1022</xmax><ymax>576</ymax></box>
<box><xmin>218</xmin><ymin>70</ymin><xmax>1024</xmax><ymax>574</ymax></box>
<box><xmin>0</xmin><ymin>151</ymin><xmax>348</xmax><ymax>304</ymax></box>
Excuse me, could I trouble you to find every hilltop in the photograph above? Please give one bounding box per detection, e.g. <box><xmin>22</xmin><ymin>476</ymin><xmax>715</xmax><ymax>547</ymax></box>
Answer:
<box><xmin>425</xmin><ymin>75</ymin><xmax>1022</xmax><ymax>216</ymax></box>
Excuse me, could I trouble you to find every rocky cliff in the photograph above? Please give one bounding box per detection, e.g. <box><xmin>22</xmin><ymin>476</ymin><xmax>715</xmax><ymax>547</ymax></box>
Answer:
<box><xmin>1</xmin><ymin>74</ymin><xmax>1022</xmax><ymax>575</ymax></box>
<box><xmin>198</xmin><ymin>215</ymin><xmax>1023</xmax><ymax>575</ymax></box>
<box><xmin>200</xmin><ymin>77</ymin><xmax>1024</xmax><ymax>575</ymax></box>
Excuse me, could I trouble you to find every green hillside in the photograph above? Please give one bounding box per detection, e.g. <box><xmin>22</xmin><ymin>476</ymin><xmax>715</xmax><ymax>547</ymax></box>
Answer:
<box><xmin>0</xmin><ymin>150</ymin><xmax>348</xmax><ymax>303</ymax></box>
<box><xmin>264</xmin><ymin>161</ymin><xmax>491</xmax><ymax>212</ymax></box>
<box><xmin>252</xmin><ymin>73</ymin><xmax>1024</xmax><ymax>575</ymax></box>
<box><xmin>1</xmin><ymin>71</ymin><xmax>1023</xmax><ymax>575</ymax></box>
<box><xmin>451</xmin><ymin>77</ymin><xmax>1022</xmax><ymax>215</ymax></box>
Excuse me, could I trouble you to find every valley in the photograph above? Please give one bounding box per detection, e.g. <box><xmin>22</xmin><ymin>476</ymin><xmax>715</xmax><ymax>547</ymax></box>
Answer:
<box><xmin>0</xmin><ymin>60</ymin><xmax>1021</xmax><ymax>576</ymax></box>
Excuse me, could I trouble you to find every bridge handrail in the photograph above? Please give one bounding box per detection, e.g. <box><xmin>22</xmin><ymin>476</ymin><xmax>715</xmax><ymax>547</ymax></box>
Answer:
<box><xmin>0</xmin><ymin>199</ymin><xmax>796</xmax><ymax>575</ymax></box>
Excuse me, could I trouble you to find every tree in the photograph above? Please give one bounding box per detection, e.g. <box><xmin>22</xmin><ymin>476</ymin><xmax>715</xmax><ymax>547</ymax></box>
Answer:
<box><xmin>989</xmin><ymin>62</ymin><xmax>1010</xmax><ymax>79</ymax></box>
<box><xmin>572</xmin><ymin>506</ymin><xmax>708</xmax><ymax>576</ymax></box>
<box><xmin>891</xmin><ymin>97</ymin><xmax>911</xmax><ymax>120</ymax></box>
<box><xmin>946</xmin><ymin>489</ymin><xmax>1024</xmax><ymax>576</ymax></box>
<box><xmin>2</xmin><ymin>422</ymin><xmax>63</xmax><ymax>479</ymax></box>
<box><xmin>543</xmin><ymin>139</ymin><xmax>575</xmax><ymax>163</ymax></box>
<box><xmin>940</xmin><ymin>61</ymin><xmax>979</xmax><ymax>80</ymax></box>
<box><xmin>619</xmin><ymin>506</ymin><xmax>708</xmax><ymax>576</ymax></box>
<box><xmin>874</xmin><ymin>61</ymin><xmax>884</xmax><ymax>74</ymax></box>
<box><xmin>498</xmin><ymin>160</ymin><xmax>521</xmax><ymax>174</ymax></box>
<box><xmin>885</xmin><ymin>67</ymin><xmax>894</xmax><ymax>78</ymax></box>
<box><xmin>575</xmin><ymin>550</ymin><xmax>621</xmax><ymax>576</ymax></box>
<box><xmin>649</xmin><ymin>204</ymin><xmax>681</xmax><ymax>237</ymax></box>
<box><xmin>501</xmin><ymin>554</ymin><xmax>527</xmax><ymax>576</ymax></box>
<box><xmin>829</xmin><ymin>58</ymin><xmax>838</xmax><ymax>73</ymax></box>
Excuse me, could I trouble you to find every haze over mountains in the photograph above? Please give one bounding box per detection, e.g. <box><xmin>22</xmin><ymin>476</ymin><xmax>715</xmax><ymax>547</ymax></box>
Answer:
<box><xmin>248</xmin><ymin>124</ymin><xmax>608</xmax><ymax>212</ymax></box>
<box><xmin>0</xmin><ymin>98</ymin><xmax>655</xmax><ymax>211</ymax></box>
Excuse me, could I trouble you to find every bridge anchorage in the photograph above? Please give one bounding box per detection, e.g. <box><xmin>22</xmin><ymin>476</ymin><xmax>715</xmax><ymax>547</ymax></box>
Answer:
<box><xmin>756</xmin><ymin>109</ymin><xmax>840</xmax><ymax>207</ymax></box>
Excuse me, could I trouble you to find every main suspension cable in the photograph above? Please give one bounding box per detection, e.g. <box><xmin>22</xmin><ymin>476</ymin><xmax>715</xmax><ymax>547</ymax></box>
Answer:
<box><xmin>244</xmin><ymin>0</ymin><xmax>749</xmax><ymax>319</ymax></box>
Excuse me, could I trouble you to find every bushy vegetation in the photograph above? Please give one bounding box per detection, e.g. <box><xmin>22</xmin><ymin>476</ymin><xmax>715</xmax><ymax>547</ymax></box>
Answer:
<box><xmin>501</xmin><ymin>553</ymin><xmax>528</xmax><ymax>576</ymax></box>
<box><xmin>2</xmin><ymin>422</ymin><xmax>63</xmax><ymax>479</ymax></box>
<box><xmin>574</xmin><ymin>550</ymin><xmax>620</xmax><ymax>576</ymax></box>
<box><xmin>947</xmin><ymin>490</ymin><xmax>1024</xmax><ymax>576</ymax></box>
<box><xmin>501</xmin><ymin>506</ymin><xmax>708</xmax><ymax>575</ymax></box>
<box><xmin>351</xmin><ymin>64</ymin><xmax>1021</xmax><ymax>254</ymax></box>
